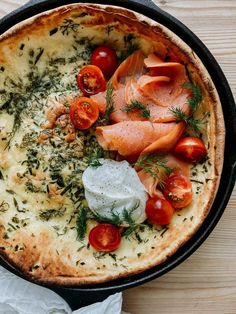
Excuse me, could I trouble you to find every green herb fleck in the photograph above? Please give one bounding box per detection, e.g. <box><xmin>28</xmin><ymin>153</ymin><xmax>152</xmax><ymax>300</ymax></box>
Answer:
<box><xmin>60</xmin><ymin>19</ymin><xmax>79</xmax><ymax>35</ymax></box>
<box><xmin>34</xmin><ymin>48</ymin><xmax>44</xmax><ymax>65</ymax></box>
<box><xmin>49</xmin><ymin>28</ymin><xmax>58</xmax><ymax>36</ymax></box>
<box><xmin>160</xmin><ymin>227</ymin><xmax>168</xmax><ymax>237</ymax></box>
<box><xmin>109</xmin><ymin>253</ymin><xmax>117</xmax><ymax>261</ymax></box>
<box><xmin>93</xmin><ymin>252</ymin><xmax>107</xmax><ymax>260</ymax></box>
<box><xmin>0</xmin><ymin>201</ymin><xmax>9</xmax><ymax>213</ymax></box>
<box><xmin>39</xmin><ymin>208</ymin><xmax>66</xmax><ymax>221</ymax></box>
<box><xmin>123</xmin><ymin>100</ymin><xmax>150</xmax><ymax>118</ymax></box>
<box><xmin>76</xmin><ymin>207</ymin><xmax>87</xmax><ymax>241</ymax></box>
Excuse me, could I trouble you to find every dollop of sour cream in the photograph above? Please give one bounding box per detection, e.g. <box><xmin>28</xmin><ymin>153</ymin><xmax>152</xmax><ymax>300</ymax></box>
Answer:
<box><xmin>82</xmin><ymin>159</ymin><xmax>148</xmax><ymax>224</ymax></box>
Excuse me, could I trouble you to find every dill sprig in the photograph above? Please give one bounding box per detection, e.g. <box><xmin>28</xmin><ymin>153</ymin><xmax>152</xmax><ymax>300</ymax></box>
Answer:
<box><xmin>169</xmin><ymin>107</ymin><xmax>204</xmax><ymax>135</ymax></box>
<box><xmin>86</xmin><ymin>147</ymin><xmax>103</xmax><ymax>168</ymax></box>
<box><xmin>170</xmin><ymin>82</ymin><xmax>204</xmax><ymax>135</ymax></box>
<box><xmin>123</xmin><ymin>100</ymin><xmax>150</xmax><ymax>118</ymax></box>
<box><xmin>182</xmin><ymin>82</ymin><xmax>202</xmax><ymax>112</ymax></box>
<box><xmin>76</xmin><ymin>207</ymin><xmax>87</xmax><ymax>241</ymax></box>
<box><xmin>92</xmin><ymin>202</ymin><xmax>146</xmax><ymax>237</ymax></box>
<box><xmin>136</xmin><ymin>155</ymin><xmax>173</xmax><ymax>189</ymax></box>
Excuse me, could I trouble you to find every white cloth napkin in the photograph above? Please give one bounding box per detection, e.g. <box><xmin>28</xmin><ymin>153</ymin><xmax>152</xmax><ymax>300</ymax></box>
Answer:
<box><xmin>0</xmin><ymin>266</ymin><xmax>127</xmax><ymax>314</ymax></box>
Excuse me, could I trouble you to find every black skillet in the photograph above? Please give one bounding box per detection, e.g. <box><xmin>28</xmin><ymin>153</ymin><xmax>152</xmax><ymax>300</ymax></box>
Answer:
<box><xmin>0</xmin><ymin>0</ymin><xmax>236</xmax><ymax>310</ymax></box>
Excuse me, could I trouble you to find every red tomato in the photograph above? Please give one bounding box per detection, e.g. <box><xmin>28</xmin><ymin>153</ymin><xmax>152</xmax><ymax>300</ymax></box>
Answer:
<box><xmin>163</xmin><ymin>172</ymin><xmax>192</xmax><ymax>209</ymax></box>
<box><xmin>69</xmin><ymin>97</ymin><xmax>99</xmax><ymax>130</ymax></box>
<box><xmin>89</xmin><ymin>224</ymin><xmax>121</xmax><ymax>252</ymax></box>
<box><xmin>77</xmin><ymin>65</ymin><xmax>106</xmax><ymax>96</ymax></box>
<box><xmin>91</xmin><ymin>46</ymin><xmax>118</xmax><ymax>78</ymax></box>
<box><xmin>174</xmin><ymin>137</ymin><xmax>207</xmax><ymax>163</ymax></box>
<box><xmin>145</xmin><ymin>197</ymin><xmax>174</xmax><ymax>225</ymax></box>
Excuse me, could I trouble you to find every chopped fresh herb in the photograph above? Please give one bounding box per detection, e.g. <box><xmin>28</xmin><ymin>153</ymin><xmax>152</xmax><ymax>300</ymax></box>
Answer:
<box><xmin>87</xmin><ymin>147</ymin><xmax>103</xmax><ymax>168</ymax></box>
<box><xmin>12</xmin><ymin>216</ymin><xmax>20</xmax><ymax>224</ymax></box>
<box><xmin>13</xmin><ymin>198</ymin><xmax>19</xmax><ymax>212</ymax></box>
<box><xmin>160</xmin><ymin>226</ymin><xmax>168</xmax><ymax>237</ymax></box>
<box><xmin>93</xmin><ymin>251</ymin><xmax>107</xmax><ymax>260</ymax></box>
<box><xmin>108</xmin><ymin>253</ymin><xmax>117</xmax><ymax>261</ymax></box>
<box><xmin>6</xmin><ymin>189</ymin><xmax>15</xmax><ymax>195</ymax></box>
<box><xmin>122</xmin><ymin>224</ymin><xmax>139</xmax><ymax>237</ymax></box>
<box><xmin>89</xmin><ymin>158</ymin><xmax>102</xmax><ymax>168</ymax></box>
<box><xmin>78</xmin><ymin>12</ymin><xmax>89</xmax><ymax>17</ymax></box>
<box><xmin>77</xmin><ymin>245</ymin><xmax>86</xmax><ymax>252</ymax></box>
<box><xmin>8</xmin><ymin>222</ymin><xmax>17</xmax><ymax>230</ymax></box>
<box><xmin>50</xmin><ymin>172</ymin><xmax>65</xmax><ymax>187</ymax></box>
<box><xmin>182</xmin><ymin>82</ymin><xmax>202</xmax><ymax>112</ymax></box>
<box><xmin>76</xmin><ymin>207</ymin><xmax>87</xmax><ymax>241</ymax></box>
<box><xmin>0</xmin><ymin>170</ymin><xmax>4</xmax><ymax>180</ymax></box>
<box><xmin>123</xmin><ymin>100</ymin><xmax>150</xmax><ymax>118</ymax></box>
<box><xmin>49</xmin><ymin>28</ymin><xmax>58</xmax><ymax>36</ymax></box>
<box><xmin>106</xmin><ymin>25</ymin><xmax>114</xmax><ymax>36</ymax></box>
<box><xmin>0</xmin><ymin>201</ymin><xmax>9</xmax><ymax>213</ymax></box>
<box><xmin>120</xmin><ymin>33</ymin><xmax>139</xmax><ymax>61</ymax></box>
<box><xmin>60</xmin><ymin>19</ymin><xmax>79</xmax><ymax>35</ymax></box>
<box><xmin>135</xmin><ymin>154</ymin><xmax>173</xmax><ymax>189</ymax></box>
<box><xmin>134</xmin><ymin>232</ymin><xmax>143</xmax><ymax>243</ymax></box>
<box><xmin>39</xmin><ymin>207</ymin><xmax>66</xmax><ymax>221</ymax></box>
<box><xmin>3</xmin><ymin>232</ymin><xmax>9</xmax><ymax>240</ymax></box>
<box><xmin>124</xmin><ymin>33</ymin><xmax>136</xmax><ymax>43</ymax></box>
<box><xmin>34</xmin><ymin>48</ymin><xmax>44</xmax><ymax>65</ymax></box>
<box><xmin>20</xmin><ymin>43</ymin><xmax>25</xmax><ymax>50</ymax></box>
<box><xmin>190</xmin><ymin>179</ymin><xmax>204</xmax><ymax>184</ymax></box>
<box><xmin>60</xmin><ymin>182</ymin><xmax>73</xmax><ymax>196</ymax></box>
<box><xmin>25</xmin><ymin>181</ymin><xmax>41</xmax><ymax>193</ymax></box>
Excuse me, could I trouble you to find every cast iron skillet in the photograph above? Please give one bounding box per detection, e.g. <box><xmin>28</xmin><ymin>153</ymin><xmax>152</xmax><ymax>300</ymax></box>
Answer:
<box><xmin>0</xmin><ymin>0</ymin><xmax>236</xmax><ymax>310</ymax></box>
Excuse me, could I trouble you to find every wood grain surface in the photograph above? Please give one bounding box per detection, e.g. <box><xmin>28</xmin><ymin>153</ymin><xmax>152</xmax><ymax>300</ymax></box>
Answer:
<box><xmin>0</xmin><ymin>1</ymin><xmax>236</xmax><ymax>313</ymax></box>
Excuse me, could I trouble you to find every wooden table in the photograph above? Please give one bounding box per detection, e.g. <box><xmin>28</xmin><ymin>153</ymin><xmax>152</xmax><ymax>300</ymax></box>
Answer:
<box><xmin>1</xmin><ymin>1</ymin><xmax>235</xmax><ymax>313</ymax></box>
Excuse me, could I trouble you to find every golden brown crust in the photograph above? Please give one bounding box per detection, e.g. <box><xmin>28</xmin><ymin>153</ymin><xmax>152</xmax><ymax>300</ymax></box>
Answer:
<box><xmin>0</xmin><ymin>4</ymin><xmax>225</xmax><ymax>286</ymax></box>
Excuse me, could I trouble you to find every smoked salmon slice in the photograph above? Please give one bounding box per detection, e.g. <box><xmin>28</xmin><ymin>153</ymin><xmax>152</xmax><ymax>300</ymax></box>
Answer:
<box><xmin>144</xmin><ymin>53</ymin><xmax>181</xmax><ymax>68</ymax></box>
<box><xmin>92</xmin><ymin>51</ymin><xmax>190</xmax><ymax>123</ymax></box>
<box><xmin>141</xmin><ymin>55</ymin><xmax>191</xmax><ymax>109</ymax></box>
<box><xmin>112</xmin><ymin>50</ymin><xmax>145</xmax><ymax>89</ymax></box>
<box><xmin>96</xmin><ymin>121</ymin><xmax>185</xmax><ymax>157</ymax></box>
<box><xmin>111</xmin><ymin>77</ymin><xmax>187</xmax><ymax>123</ymax></box>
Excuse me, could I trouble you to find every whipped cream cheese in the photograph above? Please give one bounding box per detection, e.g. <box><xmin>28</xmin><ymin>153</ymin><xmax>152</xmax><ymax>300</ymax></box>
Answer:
<box><xmin>82</xmin><ymin>159</ymin><xmax>148</xmax><ymax>224</ymax></box>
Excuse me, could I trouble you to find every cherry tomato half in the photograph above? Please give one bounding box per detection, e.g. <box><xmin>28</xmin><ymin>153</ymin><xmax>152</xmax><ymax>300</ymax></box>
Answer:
<box><xmin>174</xmin><ymin>137</ymin><xmax>207</xmax><ymax>163</ymax></box>
<box><xmin>77</xmin><ymin>65</ymin><xmax>106</xmax><ymax>96</ymax></box>
<box><xmin>69</xmin><ymin>97</ymin><xmax>99</xmax><ymax>130</ymax></box>
<box><xmin>91</xmin><ymin>46</ymin><xmax>118</xmax><ymax>78</ymax></box>
<box><xmin>89</xmin><ymin>223</ymin><xmax>121</xmax><ymax>252</ymax></box>
<box><xmin>163</xmin><ymin>172</ymin><xmax>192</xmax><ymax>209</ymax></box>
<box><xmin>145</xmin><ymin>197</ymin><xmax>174</xmax><ymax>225</ymax></box>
